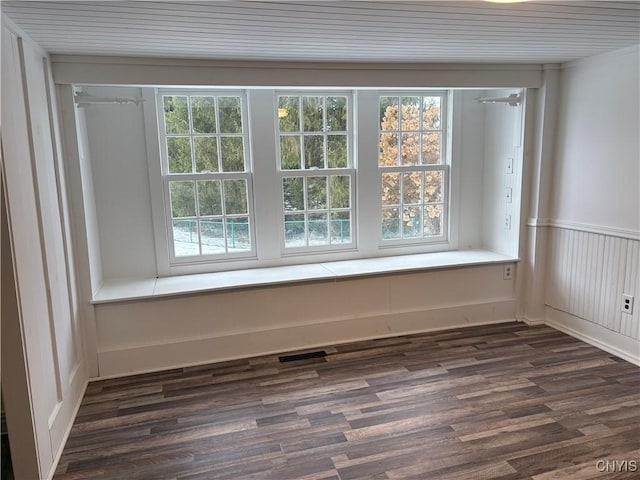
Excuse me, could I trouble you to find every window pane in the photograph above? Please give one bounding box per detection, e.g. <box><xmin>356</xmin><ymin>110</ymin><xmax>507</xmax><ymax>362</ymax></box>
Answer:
<box><xmin>285</xmin><ymin>213</ymin><xmax>305</xmax><ymax>248</ymax></box>
<box><xmin>327</xmin><ymin>134</ymin><xmax>347</xmax><ymax>168</ymax></box>
<box><xmin>308</xmin><ymin>213</ymin><xmax>328</xmax><ymax>246</ymax></box>
<box><xmin>303</xmin><ymin>96</ymin><xmax>323</xmax><ymax>132</ymax></box>
<box><xmin>422</xmin><ymin>96</ymin><xmax>441</xmax><ymax>130</ymax></box>
<box><xmin>424</xmin><ymin>204</ymin><xmax>442</xmax><ymax>236</ymax></box>
<box><xmin>218</xmin><ymin>97</ymin><xmax>242</xmax><ymax>133</ymax></box>
<box><xmin>379</xmin><ymin>133</ymin><xmax>399</xmax><ymax>166</ymax></box>
<box><xmin>401</xmin><ymin>133</ymin><xmax>419</xmax><ymax>165</ymax></box>
<box><xmin>307</xmin><ymin>176</ymin><xmax>327</xmax><ymax>210</ymax></box>
<box><xmin>382</xmin><ymin>207</ymin><xmax>400</xmax><ymax>239</ymax></box>
<box><xmin>220</xmin><ymin>136</ymin><xmax>244</xmax><ymax>172</ymax></box>
<box><xmin>379</xmin><ymin>96</ymin><xmax>398</xmax><ymax>130</ymax></box>
<box><xmin>330</xmin><ymin>176</ymin><xmax>350</xmax><ymax>209</ymax></box>
<box><xmin>163</xmin><ymin>96</ymin><xmax>189</xmax><ymax>134</ymax></box>
<box><xmin>197</xmin><ymin>180</ymin><xmax>222</xmax><ymax>216</ymax></box>
<box><xmin>172</xmin><ymin>219</ymin><xmax>199</xmax><ymax>257</ymax></box>
<box><xmin>280</xmin><ymin>136</ymin><xmax>301</xmax><ymax>170</ymax></box>
<box><xmin>283</xmin><ymin>177</ymin><xmax>304</xmax><ymax>211</ymax></box>
<box><xmin>381</xmin><ymin>172</ymin><xmax>400</xmax><ymax>205</ymax></box>
<box><xmin>226</xmin><ymin>217</ymin><xmax>251</xmax><ymax>251</ymax></box>
<box><xmin>401</xmin><ymin>96</ymin><xmax>420</xmax><ymax>129</ymax></box>
<box><xmin>278</xmin><ymin>96</ymin><xmax>299</xmax><ymax>132</ymax></box>
<box><xmin>223</xmin><ymin>179</ymin><xmax>248</xmax><ymax>215</ymax></box>
<box><xmin>194</xmin><ymin>137</ymin><xmax>218</xmax><ymax>173</ymax></box>
<box><xmin>191</xmin><ymin>96</ymin><xmax>216</xmax><ymax>133</ymax></box>
<box><xmin>422</xmin><ymin>132</ymin><xmax>441</xmax><ymax>165</ymax></box>
<box><xmin>200</xmin><ymin>219</ymin><xmax>225</xmax><ymax>255</ymax></box>
<box><xmin>167</xmin><ymin>137</ymin><xmax>192</xmax><ymax>174</ymax></box>
<box><xmin>327</xmin><ymin>96</ymin><xmax>347</xmax><ymax>132</ymax></box>
<box><xmin>304</xmin><ymin>135</ymin><xmax>324</xmax><ymax>169</ymax></box>
<box><xmin>425</xmin><ymin>171</ymin><xmax>443</xmax><ymax>203</ymax></box>
<box><xmin>403</xmin><ymin>172</ymin><xmax>422</xmax><ymax>204</ymax></box>
<box><xmin>403</xmin><ymin>206</ymin><xmax>422</xmax><ymax>238</ymax></box>
<box><xmin>330</xmin><ymin>212</ymin><xmax>351</xmax><ymax>244</ymax></box>
<box><xmin>170</xmin><ymin>181</ymin><xmax>196</xmax><ymax>217</ymax></box>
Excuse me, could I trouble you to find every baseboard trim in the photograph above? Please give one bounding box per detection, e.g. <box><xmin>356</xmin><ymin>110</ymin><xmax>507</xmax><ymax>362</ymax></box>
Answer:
<box><xmin>45</xmin><ymin>377</ymin><xmax>88</xmax><ymax>480</ymax></box>
<box><xmin>545</xmin><ymin>307</ymin><xmax>640</xmax><ymax>366</ymax></box>
<box><xmin>517</xmin><ymin>315</ymin><xmax>545</xmax><ymax>326</ymax></box>
<box><xmin>96</xmin><ymin>300</ymin><xmax>515</xmax><ymax>379</ymax></box>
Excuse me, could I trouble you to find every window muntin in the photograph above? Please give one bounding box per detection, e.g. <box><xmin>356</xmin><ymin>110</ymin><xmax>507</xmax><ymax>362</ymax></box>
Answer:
<box><xmin>276</xmin><ymin>93</ymin><xmax>355</xmax><ymax>250</ymax></box>
<box><xmin>378</xmin><ymin>93</ymin><xmax>448</xmax><ymax>243</ymax></box>
<box><xmin>159</xmin><ymin>92</ymin><xmax>254</xmax><ymax>261</ymax></box>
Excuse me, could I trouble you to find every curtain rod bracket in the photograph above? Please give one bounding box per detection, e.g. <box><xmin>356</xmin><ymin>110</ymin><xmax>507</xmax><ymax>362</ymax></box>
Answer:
<box><xmin>73</xmin><ymin>92</ymin><xmax>144</xmax><ymax>107</ymax></box>
<box><xmin>475</xmin><ymin>93</ymin><xmax>521</xmax><ymax>107</ymax></box>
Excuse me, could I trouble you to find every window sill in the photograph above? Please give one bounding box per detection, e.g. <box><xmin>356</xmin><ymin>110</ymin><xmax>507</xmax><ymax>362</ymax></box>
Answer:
<box><xmin>91</xmin><ymin>249</ymin><xmax>518</xmax><ymax>305</ymax></box>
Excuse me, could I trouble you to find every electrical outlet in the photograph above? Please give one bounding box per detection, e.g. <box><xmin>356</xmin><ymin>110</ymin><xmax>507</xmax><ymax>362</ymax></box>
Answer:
<box><xmin>504</xmin><ymin>187</ymin><xmax>513</xmax><ymax>203</ymax></box>
<box><xmin>622</xmin><ymin>294</ymin><xmax>634</xmax><ymax>314</ymax></box>
<box><xmin>506</xmin><ymin>158</ymin><xmax>514</xmax><ymax>174</ymax></box>
<box><xmin>503</xmin><ymin>264</ymin><xmax>513</xmax><ymax>280</ymax></box>
<box><xmin>504</xmin><ymin>214</ymin><xmax>511</xmax><ymax>230</ymax></box>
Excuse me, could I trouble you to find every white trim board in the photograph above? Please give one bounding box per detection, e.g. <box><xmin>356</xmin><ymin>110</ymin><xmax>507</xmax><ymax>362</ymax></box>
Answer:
<box><xmin>92</xmin><ymin>250</ymin><xmax>518</xmax><ymax>304</ymax></box>
<box><xmin>50</xmin><ymin>55</ymin><xmax>543</xmax><ymax>88</ymax></box>
<box><xmin>45</xmin><ymin>379</ymin><xmax>88</xmax><ymax>480</ymax></box>
<box><xmin>526</xmin><ymin>218</ymin><xmax>639</xmax><ymax>241</ymax></box>
<box><xmin>545</xmin><ymin>306</ymin><xmax>640</xmax><ymax>366</ymax></box>
<box><xmin>95</xmin><ymin>299</ymin><xmax>516</xmax><ymax>378</ymax></box>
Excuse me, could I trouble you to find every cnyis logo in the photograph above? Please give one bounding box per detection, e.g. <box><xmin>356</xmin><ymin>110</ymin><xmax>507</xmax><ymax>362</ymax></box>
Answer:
<box><xmin>595</xmin><ymin>459</ymin><xmax>638</xmax><ymax>473</ymax></box>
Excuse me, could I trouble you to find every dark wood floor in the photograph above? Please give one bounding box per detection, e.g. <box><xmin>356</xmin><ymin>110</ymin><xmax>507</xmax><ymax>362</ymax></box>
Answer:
<box><xmin>54</xmin><ymin>323</ymin><xmax>640</xmax><ymax>480</ymax></box>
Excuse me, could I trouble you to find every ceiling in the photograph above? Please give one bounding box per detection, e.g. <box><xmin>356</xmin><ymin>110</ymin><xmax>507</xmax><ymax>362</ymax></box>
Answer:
<box><xmin>2</xmin><ymin>1</ymin><xmax>639</xmax><ymax>64</ymax></box>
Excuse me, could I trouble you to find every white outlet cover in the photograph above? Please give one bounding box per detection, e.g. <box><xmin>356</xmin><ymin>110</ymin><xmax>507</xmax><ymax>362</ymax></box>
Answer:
<box><xmin>622</xmin><ymin>294</ymin><xmax>634</xmax><ymax>314</ymax></box>
<box><xmin>506</xmin><ymin>158</ymin><xmax>514</xmax><ymax>174</ymax></box>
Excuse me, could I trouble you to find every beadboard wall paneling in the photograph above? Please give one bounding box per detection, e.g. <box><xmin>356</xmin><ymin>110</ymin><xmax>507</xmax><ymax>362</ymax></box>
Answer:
<box><xmin>546</xmin><ymin>226</ymin><xmax>640</xmax><ymax>340</ymax></box>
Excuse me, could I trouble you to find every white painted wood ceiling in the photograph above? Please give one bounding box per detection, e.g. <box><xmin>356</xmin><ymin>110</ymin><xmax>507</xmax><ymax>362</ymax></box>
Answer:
<box><xmin>2</xmin><ymin>1</ymin><xmax>639</xmax><ymax>63</ymax></box>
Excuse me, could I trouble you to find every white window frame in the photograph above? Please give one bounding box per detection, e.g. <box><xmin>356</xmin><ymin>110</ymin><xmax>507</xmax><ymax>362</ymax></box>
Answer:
<box><xmin>144</xmin><ymin>87</ymin><xmax>457</xmax><ymax>277</ymax></box>
<box><xmin>155</xmin><ymin>89</ymin><xmax>256</xmax><ymax>267</ymax></box>
<box><xmin>377</xmin><ymin>90</ymin><xmax>451</xmax><ymax>248</ymax></box>
<box><xmin>274</xmin><ymin>91</ymin><xmax>357</xmax><ymax>255</ymax></box>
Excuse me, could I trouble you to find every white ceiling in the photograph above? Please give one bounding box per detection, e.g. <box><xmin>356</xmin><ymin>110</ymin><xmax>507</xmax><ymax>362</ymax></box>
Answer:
<box><xmin>2</xmin><ymin>1</ymin><xmax>639</xmax><ymax>64</ymax></box>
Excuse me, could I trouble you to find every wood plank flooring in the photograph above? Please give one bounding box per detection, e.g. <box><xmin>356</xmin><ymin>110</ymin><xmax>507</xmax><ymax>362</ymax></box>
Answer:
<box><xmin>54</xmin><ymin>323</ymin><xmax>640</xmax><ymax>479</ymax></box>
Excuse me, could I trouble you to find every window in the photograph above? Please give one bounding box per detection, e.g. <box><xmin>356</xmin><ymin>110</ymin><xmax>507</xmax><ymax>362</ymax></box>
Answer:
<box><xmin>276</xmin><ymin>93</ymin><xmax>354</xmax><ymax>250</ymax></box>
<box><xmin>153</xmin><ymin>88</ymin><xmax>451</xmax><ymax>273</ymax></box>
<box><xmin>378</xmin><ymin>93</ymin><xmax>448</xmax><ymax>243</ymax></box>
<box><xmin>158</xmin><ymin>92</ymin><xmax>254</xmax><ymax>262</ymax></box>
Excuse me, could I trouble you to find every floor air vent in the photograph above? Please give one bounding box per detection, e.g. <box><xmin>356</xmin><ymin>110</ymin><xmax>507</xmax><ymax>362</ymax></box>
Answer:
<box><xmin>278</xmin><ymin>350</ymin><xmax>327</xmax><ymax>363</ymax></box>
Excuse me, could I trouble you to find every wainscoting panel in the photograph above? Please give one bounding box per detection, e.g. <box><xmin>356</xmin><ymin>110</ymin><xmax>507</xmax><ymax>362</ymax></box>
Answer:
<box><xmin>546</xmin><ymin>226</ymin><xmax>639</xmax><ymax>341</ymax></box>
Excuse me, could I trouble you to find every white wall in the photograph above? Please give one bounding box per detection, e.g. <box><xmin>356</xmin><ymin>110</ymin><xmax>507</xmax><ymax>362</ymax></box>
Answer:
<box><xmin>83</xmin><ymin>86</ymin><xmax>158</xmax><ymax>279</ymax></box>
<box><xmin>545</xmin><ymin>46</ymin><xmax>640</xmax><ymax>364</ymax></box>
<box><xmin>551</xmin><ymin>46</ymin><xmax>639</xmax><ymax>233</ymax></box>
<box><xmin>1</xmin><ymin>18</ymin><xmax>88</xmax><ymax>480</ymax></box>
<box><xmin>75</xmin><ymin>107</ymin><xmax>105</xmax><ymax>295</ymax></box>
<box><xmin>456</xmin><ymin>91</ymin><xmax>486</xmax><ymax>250</ymax></box>
<box><xmin>95</xmin><ymin>264</ymin><xmax>515</xmax><ymax>376</ymax></box>
<box><xmin>482</xmin><ymin>89</ymin><xmax>525</xmax><ymax>257</ymax></box>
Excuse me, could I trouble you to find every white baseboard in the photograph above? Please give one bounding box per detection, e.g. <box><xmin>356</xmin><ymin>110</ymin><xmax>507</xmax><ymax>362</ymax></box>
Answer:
<box><xmin>545</xmin><ymin>307</ymin><xmax>640</xmax><ymax>366</ymax></box>
<box><xmin>96</xmin><ymin>300</ymin><xmax>515</xmax><ymax>378</ymax></box>
<box><xmin>45</xmin><ymin>377</ymin><xmax>88</xmax><ymax>480</ymax></box>
<box><xmin>517</xmin><ymin>315</ymin><xmax>545</xmax><ymax>326</ymax></box>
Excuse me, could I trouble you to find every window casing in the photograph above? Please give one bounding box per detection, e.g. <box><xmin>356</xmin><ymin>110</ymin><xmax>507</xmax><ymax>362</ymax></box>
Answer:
<box><xmin>378</xmin><ymin>92</ymin><xmax>449</xmax><ymax>245</ymax></box>
<box><xmin>157</xmin><ymin>91</ymin><xmax>255</xmax><ymax>264</ymax></box>
<box><xmin>275</xmin><ymin>93</ymin><xmax>355</xmax><ymax>252</ymax></box>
